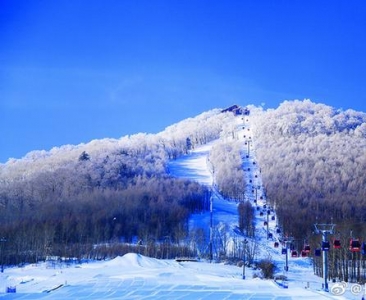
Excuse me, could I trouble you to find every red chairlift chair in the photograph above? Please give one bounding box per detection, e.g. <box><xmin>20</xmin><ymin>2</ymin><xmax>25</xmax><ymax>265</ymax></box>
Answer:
<box><xmin>274</xmin><ymin>242</ymin><xmax>279</xmax><ymax>248</ymax></box>
<box><xmin>349</xmin><ymin>238</ymin><xmax>361</xmax><ymax>252</ymax></box>
<box><xmin>291</xmin><ymin>250</ymin><xmax>298</xmax><ymax>257</ymax></box>
<box><xmin>333</xmin><ymin>239</ymin><xmax>341</xmax><ymax>249</ymax></box>
<box><xmin>300</xmin><ymin>244</ymin><xmax>310</xmax><ymax>257</ymax></box>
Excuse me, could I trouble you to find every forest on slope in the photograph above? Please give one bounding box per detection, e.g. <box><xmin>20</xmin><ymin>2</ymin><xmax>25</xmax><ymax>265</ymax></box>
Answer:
<box><xmin>251</xmin><ymin>100</ymin><xmax>366</xmax><ymax>242</ymax></box>
<box><xmin>1</xmin><ymin>100</ymin><xmax>365</xmax><ymax>270</ymax></box>
<box><xmin>0</xmin><ymin>109</ymin><xmax>237</xmax><ymax>264</ymax></box>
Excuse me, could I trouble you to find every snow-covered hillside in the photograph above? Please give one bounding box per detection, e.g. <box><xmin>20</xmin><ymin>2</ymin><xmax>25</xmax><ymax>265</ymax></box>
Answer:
<box><xmin>1</xmin><ymin>102</ymin><xmax>365</xmax><ymax>299</ymax></box>
<box><xmin>0</xmin><ymin>111</ymin><xmax>358</xmax><ymax>299</ymax></box>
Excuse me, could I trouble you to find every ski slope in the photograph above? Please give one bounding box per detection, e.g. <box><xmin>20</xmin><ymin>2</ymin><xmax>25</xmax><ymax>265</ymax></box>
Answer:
<box><xmin>167</xmin><ymin>112</ymin><xmax>355</xmax><ymax>299</ymax></box>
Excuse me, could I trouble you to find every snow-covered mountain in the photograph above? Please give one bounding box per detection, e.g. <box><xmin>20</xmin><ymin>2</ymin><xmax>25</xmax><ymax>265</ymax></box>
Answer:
<box><xmin>1</xmin><ymin>125</ymin><xmax>355</xmax><ymax>299</ymax></box>
<box><xmin>1</xmin><ymin>99</ymin><xmax>366</xmax><ymax>298</ymax></box>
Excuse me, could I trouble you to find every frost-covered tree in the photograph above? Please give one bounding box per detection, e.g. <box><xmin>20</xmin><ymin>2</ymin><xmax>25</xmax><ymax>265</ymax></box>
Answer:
<box><xmin>250</xmin><ymin>99</ymin><xmax>366</xmax><ymax>238</ymax></box>
<box><xmin>209</xmin><ymin>140</ymin><xmax>246</xmax><ymax>199</ymax></box>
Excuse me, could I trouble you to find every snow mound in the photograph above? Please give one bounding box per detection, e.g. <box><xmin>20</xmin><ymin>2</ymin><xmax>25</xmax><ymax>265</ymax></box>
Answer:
<box><xmin>105</xmin><ymin>253</ymin><xmax>172</xmax><ymax>269</ymax></box>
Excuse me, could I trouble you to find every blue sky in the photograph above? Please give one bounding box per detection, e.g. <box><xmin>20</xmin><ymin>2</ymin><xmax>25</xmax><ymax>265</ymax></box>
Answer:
<box><xmin>1</xmin><ymin>0</ymin><xmax>366</xmax><ymax>162</ymax></box>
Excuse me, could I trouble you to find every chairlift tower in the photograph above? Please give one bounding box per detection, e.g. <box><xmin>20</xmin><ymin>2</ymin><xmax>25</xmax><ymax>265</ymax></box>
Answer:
<box><xmin>314</xmin><ymin>223</ymin><xmax>335</xmax><ymax>292</ymax></box>
<box><xmin>283</xmin><ymin>237</ymin><xmax>293</xmax><ymax>272</ymax></box>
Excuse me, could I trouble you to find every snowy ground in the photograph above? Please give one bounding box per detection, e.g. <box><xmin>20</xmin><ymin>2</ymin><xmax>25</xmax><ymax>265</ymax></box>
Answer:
<box><xmin>1</xmin><ymin>240</ymin><xmax>358</xmax><ymax>300</ymax></box>
<box><xmin>0</xmin><ymin>253</ymin><xmax>350</xmax><ymax>299</ymax></box>
<box><xmin>0</xmin><ymin>116</ymin><xmax>363</xmax><ymax>299</ymax></box>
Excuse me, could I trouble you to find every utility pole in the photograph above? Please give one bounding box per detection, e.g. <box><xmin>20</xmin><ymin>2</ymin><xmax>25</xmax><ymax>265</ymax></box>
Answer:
<box><xmin>0</xmin><ymin>237</ymin><xmax>6</xmax><ymax>273</ymax></box>
<box><xmin>209</xmin><ymin>167</ymin><xmax>215</xmax><ymax>263</ymax></box>
<box><xmin>285</xmin><ymin>243</ymin><xmax>288</xmax><ymax>272</ymax></box>
<box><xmin>209</xmin><ymin>194</ymin><xmax>213</xmax><ymax>263</ymax></box>
<box><xmin>314</xmin><ymin>223</ymin><xmax>335</xmax><ymax>292</ymax></box>
<box><xmin>253</xmin><ymin>186</ymin><xmax>259</xmax><ymax>206</ymax></box>
<box><xmin>242</xmin><ymin>239</ymin><xmax>248</xmax><ymax>279</ymax></box>
<box><xmin>246</xmin><ymin>140</ymin><xmax>251</xmax><ymax>158</ymax></box>
<box><xmin>266</xmin><ymin>209</ymin><xmax>270</xmax><ymax>239</ymax></box>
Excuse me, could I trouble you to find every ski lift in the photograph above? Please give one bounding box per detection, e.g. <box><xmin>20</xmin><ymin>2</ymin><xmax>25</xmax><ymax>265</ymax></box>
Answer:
<box><xmin>268</xmin><ymin>233</ymin><xmax>273</xmax><ymax>239</ymax></box>
<box><xmin>271</xmin><ymin>215</ymin><xmax>275</xmax><ymax>221</ymax></box>
<box><xmin>281</xmin><ymin>248</ymin><xmax>287</xmax><ymax>255</ymax></box>
<box><xmin>291</xmin><ymin>250</ymin><xmax>298</xmax><ymax>257</ymax></box>
<box><xmin>322</xmin><ymin>241</ymin><xmax>330</xmax><ymax>251</ymax></box>
<box><xmin>333</xmin><ymin>239</ymin><xmax>341</xmax><ymax>249</ymax></box>
<box><xmin>276</xmin><ymin>228</ymin><xmax>281</xmax><ymax>234</ymax></box>
<box><xmin>303</xmin><ymin>244</ymin><xmax>311</xmax><ymax>253</ymax></box>
<box><xmin>274</xmin><ymin>242</ymin><xmax>279</xmax><ymax>248</ymax></box>
<box><xmin>300</xmin><ymin>244</ymin><xmax>310</xmax><ymax>257</ymax></box>
<box><xmin>263</xmin><ymin>221</ymin><xmax>268</xmax><ymax>226</ymax></box>
<box><xmin>314</xmin><ymin>248</ymin><xmax>321</xmax><ymax>257</ymax></box>
<box><xmin>349</xmin><ymin>239</ymin><xmax>361</xmax><ymax>252</ymax></box>
<box><xmin>362</xmin><ymin>242</ymin><xmax>366</xmax><ymax>255</ymax></box>
<box><xmin>259</xmin><ymin>211</ymin><xmax>264</xmax><ymax>216</ymax></box>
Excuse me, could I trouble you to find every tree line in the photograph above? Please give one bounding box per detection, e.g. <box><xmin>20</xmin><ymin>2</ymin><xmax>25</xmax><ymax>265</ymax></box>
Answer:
<box><xmin>0</xmin><ymin>172</ymin><xmax>209</xmax><ymax>265</ymax></box>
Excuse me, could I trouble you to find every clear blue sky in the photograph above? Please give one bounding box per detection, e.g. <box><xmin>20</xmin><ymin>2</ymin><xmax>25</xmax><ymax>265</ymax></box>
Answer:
<box><xmin>1</xmin><ymin>0</ymin><xmax>366</xmax><ymax>162</ymax></box>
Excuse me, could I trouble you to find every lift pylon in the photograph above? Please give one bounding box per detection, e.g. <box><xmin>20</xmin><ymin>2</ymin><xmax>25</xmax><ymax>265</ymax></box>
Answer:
<box><xmin>314</xmin><ymin>223</ymin><xmax>335</xmax><ymax>292</ymax></box>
